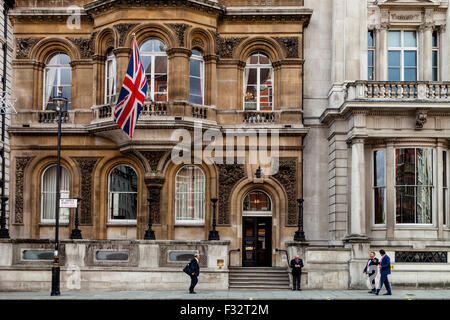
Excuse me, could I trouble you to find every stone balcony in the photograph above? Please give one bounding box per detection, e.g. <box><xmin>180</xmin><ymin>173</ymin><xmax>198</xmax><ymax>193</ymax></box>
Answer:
<box><xmin>346</xmin><ymin>81</ymin><xmax>450</xmax><ymax>102</ymax></box>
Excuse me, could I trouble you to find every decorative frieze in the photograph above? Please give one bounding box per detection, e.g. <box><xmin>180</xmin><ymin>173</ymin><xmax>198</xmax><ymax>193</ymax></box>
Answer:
<box><xmin>147</xmin><ymin>185</ymin><xmax>162</xmax><ymax>224</ymax></box>
<box><xmin>140</xmin><ymin>151</ymin><xmax>167</xmax><ymax>173</ymax></box>
<box><xmin>273</xmin><ymin>159</ymin><xmax>297</xmax><ymax>226</ymax></box>
<box><xmin>15</xmin><ymin>37</ymin><xmax>41</xmax><ymax>59</ymax></box>
<box><xmin>73</xmin><ymin>157</ymin><xmax>101</xmax><ymax>225</ymax></box>
<box><xmin>68</xmin><ymin>36</ymin><xmax>94</xmax><ymax>59</ymax></box>
<box><xmin>114</xmin><ymin>23</ymin><xmax>138</xmax><ymax>47</ymax></box>
<box><xmin>167</xmin><ymin>23</ymin><xmax>190</xmax><ymax>47</ymax></box>
<box><xmin>14</xmin><ymin>157</ymin><xmax>33</xmax><ymax>224</ymax></box>
<box><xmin>212</xmin><ymin>31</ymin><xmax>247</xmax><ymax>58</ymax></box>
<box><xmin>217</xmin><ymin>163</ymin><xmax>245</xmax><ymax>225</ymax></box>
<box><xmin>273</xmin><ymin>37</ymin><xmax>299</xmax><ymax>58</ymax></box>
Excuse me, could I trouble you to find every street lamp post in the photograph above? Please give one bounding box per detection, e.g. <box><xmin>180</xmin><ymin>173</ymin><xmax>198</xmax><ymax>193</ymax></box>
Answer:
<box><xmin>70</xmin><ymin>197</ymin><xmax>82</xmax><ymax>240</ymax></box>
<box><xmin>51</xmin><ymin>86</ymin><xmax>67</xmax><ymax>296</ymax></box>
<box><xmin>208</xmin><ymin>198</ymin><xmax>219</xmax><ymax>240</ymax></box>
<box><xmin>144</xmin><ymin>196</ymin><xmax>155</xmax><ymax>240</ymax></box>
<box><xmin>294</xmin><ymin>198</ymin><xmax>306</xmax><ymax>241</ymax></box>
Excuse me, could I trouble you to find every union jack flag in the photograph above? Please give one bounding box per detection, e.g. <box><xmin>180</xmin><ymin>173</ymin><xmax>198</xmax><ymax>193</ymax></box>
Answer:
<box><xmin>114</xmin><ymin>38</ymin><xmax>148</xmax><ymax>138</ymax></box>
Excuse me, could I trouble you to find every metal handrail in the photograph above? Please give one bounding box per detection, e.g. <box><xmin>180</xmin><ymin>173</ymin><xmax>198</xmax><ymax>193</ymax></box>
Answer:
<box><xmin>228</xmin><ymin>248</ymin><xmax>240</xmax><ymax>268</ymax></box>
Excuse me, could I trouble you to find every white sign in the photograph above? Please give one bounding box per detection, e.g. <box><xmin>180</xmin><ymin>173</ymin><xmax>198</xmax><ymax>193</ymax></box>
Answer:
<box><xmin>59</xmin><ymin>199</ymin><xmax>78</xmax><ymax>208</ymax></box>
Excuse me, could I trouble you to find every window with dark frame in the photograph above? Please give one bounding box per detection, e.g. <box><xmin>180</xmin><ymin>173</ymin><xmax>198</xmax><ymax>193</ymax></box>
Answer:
<box><xmin>432</xmin><ymin>30</ymin><xmax>439</xmax><ymax>81</ymax></box>
<box><xmin>444</xmin><ymin>150</ymin><xmax>447</xmax><ymax>226</ymax></box>
<box><xmin>189</xmin><ymin>49</ymin><xmax>204</xmax><ymax>105</ymax></box>
<box><xmin>373</xmin><ymin>149</ymin><xmax>385</xmax><ymax>224</ymax></box>
<box><xmin>368</xmin><ymin>30</ymin><xmax>375</xmax><ymax>81</ymax></box>
<box><xmin>108</xmin><ymin>165</ymin><xmax>138</xmax><ymax>221</ymax></box>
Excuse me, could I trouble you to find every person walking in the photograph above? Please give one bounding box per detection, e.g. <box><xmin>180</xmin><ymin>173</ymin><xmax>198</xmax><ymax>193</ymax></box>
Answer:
<box><xmin>363</xmin><ymin>251</ymin><xmax>379</xmax><ymax>294</ymax></box>
<box><xmin>189</xmin><ymin>253</ymin><xmax>200</xmax><ymax>294</ymax></box>
<box><xmin>290</xmin><ymin>255</ymin><xmax>304</xmax><ymax>291</ymax></box>
<box><xmin>376</xmin><ymin>249</ymin><xmax>392</xmax><ymax>296</ymax></box>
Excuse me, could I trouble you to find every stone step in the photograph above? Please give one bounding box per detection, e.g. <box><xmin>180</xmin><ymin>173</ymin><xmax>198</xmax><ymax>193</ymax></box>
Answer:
<box><xmin>229</xmin><ymin>280</ymin><xmax>290</xmax><ymax>285</ymax></box>
<box><xmin>229</xmin><ymin>275</ymin><xmax>289</xmax><ymax>280</ymax></box>
<box><xmin>229</xmin><ymin>284</ymin><xmax>291</xmax><ymax>290</ymax></box>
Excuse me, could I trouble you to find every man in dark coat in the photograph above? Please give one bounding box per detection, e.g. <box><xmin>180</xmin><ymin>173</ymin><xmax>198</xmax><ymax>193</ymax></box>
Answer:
<box><xmin>189</xmin><ymin>253</ymin><xmax>200</xmax><ymax>294</ymax></box>
<box><xmin>376</xmin><ymin>249</ymin><xmax>392</xmax><ymax>296</ymax></box>
<box><xmin>363</xmin><ymin>251</ymin><xmax>379</xmax><ymax>294</ymax></box>
<box><xmin>290</xmin><ymin>255</ymin><xmax>304</xmax><ymax>291</ymax></box>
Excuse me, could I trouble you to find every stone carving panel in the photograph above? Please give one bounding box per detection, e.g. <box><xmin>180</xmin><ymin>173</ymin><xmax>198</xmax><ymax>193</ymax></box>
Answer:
<box><xmin>273</xmin><ymin>159</ymin><xmax>298</xmax><ymax>226</ymax></box>
<box><xmin>167</xmin><ymin>23</ymin><xmax>190</xmax><ymax>46</ymax></box>
<box><xmin>273</xmin><ymin>36</ymin><xmax>299</xmax><ymax>58</ymax></box>
<box><xmin>15</xmin><ymin>37</ymin><xmax>41</xmax><ymax>59</ymax></box>
<box><xmin>147</xmin><ymin>185</ymin><xmax>162</xmax><ymax>224</ymax></box>
<box><xmin>114</xmin><ymin>23</ymin><xmax>138</xmax><ymax>46</ymax></box>
<box><xmin>212</xmin><ymin>31</ymin><xmax>247</xmax><ymax>58</ymax></box>
<box><xmin>68</xmin><ymin>35</ymin><xmax>94</xmax><ymax>59</ymax></box>
<box><xmin>141</xmin><ymin>150</ymin><xmax>167</xmax><ymax>172</ymax></box>
<box><xmin>14</xmin><ymin>157</ymin><xmax>33</xmax><ymax>224</ymax></box>
<box><xmin>73</xmin><ymin>157</ymin><xmax>101</xmax><ymax>225</ymax></box>
<box><xmin>217</xmin><ymin>164</ymin><xmax>245</xmax><ymax>225</ymax></box>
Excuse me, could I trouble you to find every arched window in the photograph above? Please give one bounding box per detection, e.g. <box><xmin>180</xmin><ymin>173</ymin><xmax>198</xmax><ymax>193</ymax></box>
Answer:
<box><xmin>175</xmin><ymin>165</ymin><xmax>205</xmax><ymax>224</ymax></box>
<box><xmin>189</xmin><ymin>49</ymin><xmax>204</xmax><ymax>105</ymax></box>
<box><xmin>108</xmin><ymin>165</ymin><xmax>138</xmax><ymax>222</ymax></box>
<box><xmin>41</xmin><ymin>165</ymin><xmax>70</xmax><ymax>222</ymax></box>
<box><xmin>244</xmin><ymin>51</ymin><xmax>273</xmax><ymax>111</ymax></box>
<box><xmin>44</xmin><ymin>52</ymin><xmax>71</xmax><ymax>110</ymax></box>
<box><xmin>140</xmin><ymin>38</ymin><xmax>168</xmax><ymax>102</ymax></box>
<box><xmin>243</xmin><ymin>190</ymin><xmax>272</xmax><ymax>212</ymax></box>
<box><xmin>105</xmin><ymin>49</ymin><xmax>117</xmax><ymax>104</ymax></box>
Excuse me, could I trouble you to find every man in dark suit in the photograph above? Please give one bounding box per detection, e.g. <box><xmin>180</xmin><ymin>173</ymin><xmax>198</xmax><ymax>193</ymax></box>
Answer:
<box><xmin>189</xmin><ymin>253</ymin><xmax>200</xmax><ymax>294</ymax></box>
<box><xmin>363</xmin><ymin>251</ymin><xmax>379</xmax><ymax>294</ymax></box>
<box><xmin>376</xmin><ymin>249</ymin><xmax>392</xmax><ymax>296</ymax></box>
<box><xmin>290</xmin><ymin>255</ymin><xmax>304</xmax><ymax>291</ymax></box>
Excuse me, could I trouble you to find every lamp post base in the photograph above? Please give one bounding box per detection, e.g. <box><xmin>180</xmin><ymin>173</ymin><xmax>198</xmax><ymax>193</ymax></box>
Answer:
<box><xmin>208</xmin><ymin>230</ymin><xmax>220</xmax><ymax>241</ymax></box>
<box><xmin>144</xmin><ymin>229</ymin><xmax>156</xmax><ymax>240</ymax></box>
<box><xmin>51</xmin><ymin>266</ymin><xmax>60</xmax><ymax>296</ymax></box>
<box><xmin>70</xmin><ymin>229</ymin><xmax>82</xmax><ymax>240</ymax></box>
<box><xmin>0</xmin><ymin>228</ymin><xmax>9</xmax><ymax>239</ymax></box>
<box><xmin>293</xmin><ymin>230</ymin><xmax>305</xmax><ymax>242</ymax></box>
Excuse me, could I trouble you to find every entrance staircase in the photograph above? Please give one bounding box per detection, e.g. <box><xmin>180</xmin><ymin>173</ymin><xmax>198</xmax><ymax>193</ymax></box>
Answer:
<box><xmin>228</xmin><ymin>267</ymin><xmax>291</xmax><ymax>290</ymax></box>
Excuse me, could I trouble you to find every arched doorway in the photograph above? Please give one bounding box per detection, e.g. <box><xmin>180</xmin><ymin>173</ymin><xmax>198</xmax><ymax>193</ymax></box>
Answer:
<box><xmin>242</xmin><ymin>190</ymin><xmax>272</xmax><ymax>267</ymax></box>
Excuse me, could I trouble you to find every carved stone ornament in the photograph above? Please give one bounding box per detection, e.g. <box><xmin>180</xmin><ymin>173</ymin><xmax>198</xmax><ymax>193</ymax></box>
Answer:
<box><xmin>416</xmin><ymin>110</ymin><xmax>428</xmax><ymax>129</ymax></box>
<box><xmin>213</xmin><ymin>31</ymin><xmax>247</xmax><ymax>58</ymax></box>
<box><xmin>141</xmin><ymin>151</ymin><xmax>167</xmax><ymax>173</ymax></box>
<box><xmin>272</xmin><ymin>159</ymin><xmax>298</xmax><ymax>226</ymax></box>
<box><xmin>192</xmin><ymin>38</ymin><xmax>205</xmax><ymax>50</ymax></box>
<box><xmin>73</xmin><ymin>157</ymin><xmax>101</xmax><ymax>225</ymax></box>
<box><xmin>147</xmin><ymin>185</ymin><xmax>162</xmax><ymax>224</ymax></box>
<box><xmin>168</xmin><ymin>23</ymin><xmax>190</xmax><ymax>46</ymax></box>
<box><xmin>114</xmin><ymin>23</ymin><xmax>138</xmax><ymax>47</ymax></box>
<box><xmin>217</xmin><ymin>163</ymin><xmax>246</xmax><ymax>225</ymax></box>
<box><xmin>15</xmin><ymin>37</ymin><xmax>42</xmax><ymax>59</ymax></box>
<box><xmin>14</xmin><ymin>157</ymin><xmax>34</xmax><ymax>224</ymax></box>
<box><xmin>68</xmin><ymin>36</ymin><xmax>94</xmax><ymax>59</ymax></box>
<box><xmin>273</xmin><ymin>37</ymin><xmax>299</xmax><ymax>58</ymax></box>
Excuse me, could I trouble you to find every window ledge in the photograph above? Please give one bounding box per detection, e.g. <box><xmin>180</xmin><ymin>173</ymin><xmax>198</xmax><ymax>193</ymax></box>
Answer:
<box><xmin>394</xmin><ymin>225</ymin><xmax>438</xmax><ymax>230</ymax></box>
<box><xmin>107</xmin><ymin>221</ymin><xmax>137</xmax><ymax>226</ymax></box>
<box><xmin>174</xmin><ymin>221</ymin><xmax>205</xmax><ymax>227</ymax></box>
<box><xmin>39</xmin><ymin>222</ymin><xmax>69</xmax><ymax>226</ymax></box>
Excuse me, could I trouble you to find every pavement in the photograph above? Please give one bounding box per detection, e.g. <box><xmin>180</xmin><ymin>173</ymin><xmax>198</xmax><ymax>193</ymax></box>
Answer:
<box><xmin>0</xmin><ymin>289</ymin><xmax>449</xmax><ymax>300</ymax></box>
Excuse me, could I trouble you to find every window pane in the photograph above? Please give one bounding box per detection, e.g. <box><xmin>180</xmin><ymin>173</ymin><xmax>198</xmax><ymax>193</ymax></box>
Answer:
<box><xmin>388</xmin><ymin>50</ymin><xmax>401</xmax><ymax>66</ymax></box>
<box><xmin>42</xmin><ymin>165</ymin><xmax>70</xmax><ymax>221</ymax></box>
<box><xmin>260</xmin><ymin>68</ymin><xmax>272</xmax><ymax>86</ymax></box>
<box><xmin>58</xmin><ymin>53</ymin><xmax>71</xmax><ymax>65</ymax></box>
<box><xmin>416</xmin><ymin>148</ymin><xmax>433</xmax><ymax>186</ymax></box>
<box><xmin>416</xmin><ymin>186</ymin><xmax>432</xmax><ymax>224</ymax></box>
<box><xmin>404</xmin><ymin>31</ymin><xmax>417</xmax><ymax>47</ymax></box>
<box><xmin>189</xmin><ymin>94</ymin><xmax>203</xmax><ymax>105</ymax></box>
<box><xmin>247</xmin><ymin>55</ymin><xmax>259</xmax><ymax>65</ymax></box>
<box><xmin>432</xmin><ymin>51</ymin><xmax>438</xmax><ymax>67</ymax></box>
<box><xmin>368</xmin><ymin>30</ymin><xmax>374</xmax><ymax>47</ymax></box>
<box><xmin>245</xmin><ymin>68</ymin><xmax>257</xmax><ymax>85</ymax></box>
<box><xmin>190</xmin><ymin>58</ymin><xmax>201</xmax><ymax>78</ymax></box>
<box><xmin>368</xmin><ymin>51</ymin><xmax>373</xmax><ymax>66</ymax></box>
<box><xmin>141</xmin><ymin>56</ymin><xmax>151</xmax><ymax>74</ymax></box>
<box><xmin>60</xmin><ymin>68</ymin><xmax>71</xmax><ymax>85</ymax></box>
<box><xmin>189</xmin><ymin>77</ymin><xmax>202</xmax><ymax>98</ymax></box>
<box><xmin>374</xmin><ymin>150</ymin><xmax>385</xmax><ymax>187</ymax></box>
<box><xmin>175</xmin><ymin>166</ymin><xmax>205</xmax><ymax>221</ymax></box>
<box><xmin>404</xmin><ymin>51</ymin><xmax>417</xmax><ymax>67</ymax></box>
<box><xmin>110</xmin><ymin>165</ymin><xmax>137</xmax><ymax>192</ymax></box>
<box><xmin>110</xmin><ymin>193</ymin><xmax>137</xmax><ymax>220</ymax></box>
<box><xmin>396</xmin><ymin>148</ymin><xmax>415</xmax><ymax>186</ymax></box>
<box><xmin>154</xmin><ymin>74</ymin><xmax>167</xmax><ymax>94</ymax></box>
<box><xmin>433</xmin><ymin>69</ymin><xmax>438</xmax><ymax>81</ymax></box>
<box><xmin>368</xmin><ymin>67</ymin><xmax>374</xmax><ymax>81</ymax></box>
<box><xmin>388</xmin><ymin>31</ymin><xmax>401</xmax><ymax>47</ymax></box>
<box><xmin>396</xmin><ymin>186</ymin><xmax>416</xmax><ymax>223</ymax></box>
<box><xmin>388</xmin><ymin>68</ymin><xmax>400</xmax><ymax>81</ymax></box>
<box><xmin>243</xmin><ymin>191</ymin><xmax>271</xmax><ymax>211</ymax></box>
<box><xmin>432</xmin><ymin>31</ymin><xmax>438</xmax><ymax>47</ymax></box>
<box><xmin>155</xmin><ymin>56</ymin><xmax>167</xmax><ymax>74</ymax></box>
<box><xmin>404</xmin><ymin>68</ymin><xmax>417</xmax><ymax>81</ymax></box>
<box><xmin>374</xmin><ymin>188</ymin><xmax>385</xmax><ymax>224</ymax></box>
<box><xmin>258</xmin><ymin>53</ymin><xmax>270</xmax><ymax>65</ymax></box>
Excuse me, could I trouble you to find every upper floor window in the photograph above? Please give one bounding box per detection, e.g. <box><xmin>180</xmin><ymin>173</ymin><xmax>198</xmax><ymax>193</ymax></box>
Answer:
<box><xmin>368</xmin><ymin>30</ymin><xmax>375</xmax><ymax>81</ymax></box>
<box><xmin>189</xmin><ymin>49</ymin><xmax>204</xmax><ymax>105</ymax></box>
<box><xmin>105</xmin><ymin>49</ymin><xmax>117</xmax><ymax>104</ymax></box>
<box><xmin>388</xmin><ymin>30</ymin><xmax>417</xmax><ymax>81</ymax></box>
<box><xmin>108</xmin><ymin>165</ymin><xmax>138</xmax><ymax>222</ymax></box>
<box><xmin>432</xmin><ymin>30</ymin><xmax>439</xmax><ymax>81</ymax></box>
<box><xmin>44</xmin><ymin>52</ymin><xmax>71</xmax><ymax>110</ymax></box>
<box><xmin>175</xmin><ymin>165</ymin><xmax>205</xmax><ymax>225</ymax></box>
<box><xmin>140</xmin><ymin>38</ymin><xmax>168</xmax><ymax>102</ymax></box>
<box><xmin>395</xmin><ymin>148</ymin><xmax>434</xmax><ymax>224</ymax></box>
<box><xmin>244</xmin><ymin>51</ymin><xmax>273</xmax><ymax>111</ymax></box>
<box><xmin>41</xmin><ymin>164</ymin><xmax>70</xmax><ymax>223</ymax></box>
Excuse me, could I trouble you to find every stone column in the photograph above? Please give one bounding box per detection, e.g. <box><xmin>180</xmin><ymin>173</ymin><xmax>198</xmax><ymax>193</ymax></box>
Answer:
<box><xmin>167</xmin><ymin>48</ymin><xmax>191</xmax><ymax>102</ymax></box>
<box><xmin>204</xmin><ymin>54</ymin><xmax>218</xmax><ymax>107</ymax></box>
<box><xmin>376</xmin><ymin>25</ymin><xmax>388</xmax><ymax>81</ymax></box>
<box><xmin>422</xmin><ymin>24</ymin><xmax>433</xmax><ymax>81</ymax></box>
<box><xmin>385</xmin><ymin>142</ymin><xmax>395</xmax><ymax>240</ymax></box>
<box><xmin>113</xmin><ymin>48</ymin><xmax>132</xmax><ymax>94</ymax></box>
<box><xmin>350</xmin><ymin>138</ymin><xmax>366</xmax><ymax>237</ymax></box>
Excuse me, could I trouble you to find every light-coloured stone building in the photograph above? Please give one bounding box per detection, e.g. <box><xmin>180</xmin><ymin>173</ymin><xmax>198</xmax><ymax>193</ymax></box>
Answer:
<box><xmin>1</xmin><ymin>0</ymin><xmax>450</xmax><ymax>292</ymax></box>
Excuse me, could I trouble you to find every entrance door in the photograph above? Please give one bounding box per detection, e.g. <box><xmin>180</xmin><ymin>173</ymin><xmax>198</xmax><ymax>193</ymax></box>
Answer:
<box><xmin>242</xmin><ymin>217</ymin><xmax>272</xmax><ymax>267</ymax></box>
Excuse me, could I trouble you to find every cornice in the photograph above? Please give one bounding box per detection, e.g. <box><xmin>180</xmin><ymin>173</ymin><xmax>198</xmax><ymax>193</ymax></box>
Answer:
<box><xmin>223</xmin><ymin>7</ymin><xmax>313</xmax><ymax>26</ymax></box>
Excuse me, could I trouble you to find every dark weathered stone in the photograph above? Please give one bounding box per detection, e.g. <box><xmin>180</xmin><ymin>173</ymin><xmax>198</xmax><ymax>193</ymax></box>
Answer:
<box><xmin>212</xmin><ymin>31</ymin><xmax>247</xmax><ymax>58</ymax></box>
<box><xmin>141</xmin><ymin>151</ymin><xmax>167</xmax><ymax>172</ymax></box>
<box><xmin>15</xmin><ymin>37</ymin><xmax>41</xmax><ymax>59</ymax></box>
<box><xmin>147</xmin><ymin>185</ymin><xmax>162</xmax><ymax>224</ymax></box>
<box><xmin>217</xmin><ymin>163</ymin><xmax>245</xmax><ymax>225</ymax></box>
<box><xmin>273</xmin><ymin>36</ymin><xmax>299</xmax><ymax>58</ymax></box>
<box><xmin>68</xmin><ymin>36</ymin><xmax>94</xmax><ymax>59</ymax></box>
<box><xmin>273</xmin><ymin>159</ymin><xmax>298</xmax><ymax>226</ymax></box>
<box><xmin>167</xmin><ymin>23</ymin><xmax>190</xmax><ymax>46</ymax></box>
<box><xmin>114</xmin><ymin>23</ymin><xmax>138</xmax><ymax>46</ymax></box>
<box><xmin>14</xmin><ymin>157</ymin><xmax>33</xmax><ymax>224</ymax></box>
